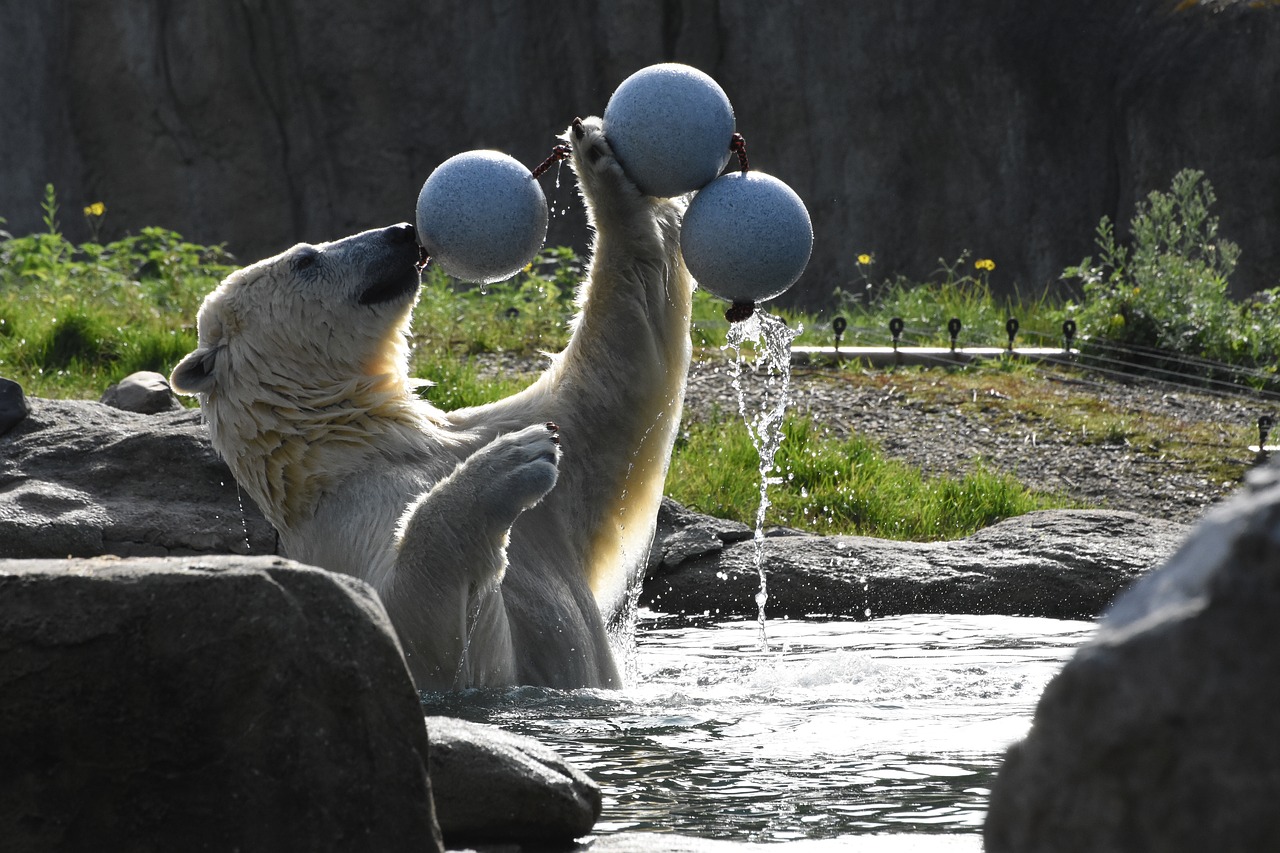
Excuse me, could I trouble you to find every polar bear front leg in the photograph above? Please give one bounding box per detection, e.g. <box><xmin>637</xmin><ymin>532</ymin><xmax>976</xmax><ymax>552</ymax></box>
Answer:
<box><xmin>386</xmin><ymin>423</ymin><xmax>561</xmax><ymax>689</ymax></box>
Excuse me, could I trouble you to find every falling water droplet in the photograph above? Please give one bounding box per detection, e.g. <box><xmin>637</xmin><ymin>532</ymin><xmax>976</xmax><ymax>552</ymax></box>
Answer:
<box><xmin>235</xmin><ymin>484</ymin><xmax>252</xmax><ymax>554</ymax></box>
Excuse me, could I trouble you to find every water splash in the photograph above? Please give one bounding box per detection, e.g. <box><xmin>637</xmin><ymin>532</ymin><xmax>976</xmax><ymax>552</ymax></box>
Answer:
<box><xmin>723</xmin><ymin>310</ymin><xmax>801</xmax><ymax>651</ymax></box>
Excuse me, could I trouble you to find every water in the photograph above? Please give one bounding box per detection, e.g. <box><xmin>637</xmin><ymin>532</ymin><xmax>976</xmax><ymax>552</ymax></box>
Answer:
<box><xmin>724</xmin><ymin>310</ymin><xmax>802</xmax><ymax>649</ymax></box>
<box><xmin>422</xmin><ymin>610</ymin><xmax>1093</xmax><ymax>846</ymax></box>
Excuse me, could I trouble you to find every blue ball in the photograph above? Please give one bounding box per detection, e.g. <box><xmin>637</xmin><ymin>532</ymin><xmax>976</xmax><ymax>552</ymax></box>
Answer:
<box><xmin>415</xmin><ymin>150</ymin><xmax>548</xmax><ymax>284</ymax></box>
<box><xmin>603</xmin><ymin>63</ymin><xmax>736</xmax><ymax>198</ymax></box>
<box><xmin>680</xmin><ymin>171</ymin><xmax>813</xmax><ymax>305</ymax></box>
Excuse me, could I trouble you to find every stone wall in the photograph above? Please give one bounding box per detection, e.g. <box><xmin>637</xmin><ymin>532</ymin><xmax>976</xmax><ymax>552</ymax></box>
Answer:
<box><xmin>3</xmin><ymin>0</ymin><xmax>1278</xmax><ymax>306</ymax></box>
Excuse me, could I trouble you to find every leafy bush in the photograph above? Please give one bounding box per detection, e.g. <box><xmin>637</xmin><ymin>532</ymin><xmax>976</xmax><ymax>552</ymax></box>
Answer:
<box><xmin>1062</xmin><ymin>169</ymin><xmax>1280</xmax><ymax>386</ymax></box>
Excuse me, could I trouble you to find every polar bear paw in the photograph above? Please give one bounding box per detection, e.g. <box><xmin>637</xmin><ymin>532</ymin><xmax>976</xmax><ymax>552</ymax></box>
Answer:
<box><xmin>566</xmin><ymin>116</ymin><xmax>645</xmax><ymax>211</ymax></box>
<box><xmin>471</xmin><ymin>422</ymin><xmax>561</xmax><ymax>527</ymax></box>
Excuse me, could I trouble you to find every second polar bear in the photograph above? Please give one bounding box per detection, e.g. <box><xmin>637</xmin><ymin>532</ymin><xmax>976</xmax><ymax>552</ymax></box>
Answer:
<box><xmin>170</xmin><ymin>118</ymin><xmax>693</xmax><ymax>690</ymax></box>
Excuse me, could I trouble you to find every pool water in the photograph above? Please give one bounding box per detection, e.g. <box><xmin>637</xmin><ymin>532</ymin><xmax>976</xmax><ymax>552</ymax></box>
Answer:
<box><xmin>421</xmin><ymin>611</ymin><xmax>1093</xmax><ymax>846</ymax></box>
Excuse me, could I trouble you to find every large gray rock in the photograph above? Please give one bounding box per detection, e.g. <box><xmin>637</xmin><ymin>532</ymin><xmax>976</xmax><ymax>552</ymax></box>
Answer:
<box><xmin>2</xmin><ymin>2</ymin><xmax>1278</xmax><ymax>305</ymax></box>
<box><xmin>644</xmin><ymin>507</ymin><xmax>1186</xmax><ymax>620</ymax></box>
<box><xmin>428</xmin><ymin>716</ymin><xmax>601</xmax><ymax>844</ymax></box>
<box><xmin>0</xmin><ymin>396</ymin><xmax>276</xmax><ymax>558</ymax></box>
<box><xmin>984</xmin><ymin>461</ymin><xmax>1280</xmax><ymax>852</ymax></box>
<box><xmin>0</xmin><ymin>555</ymin><xmax>443</xmax><ymax>853</ymax></box>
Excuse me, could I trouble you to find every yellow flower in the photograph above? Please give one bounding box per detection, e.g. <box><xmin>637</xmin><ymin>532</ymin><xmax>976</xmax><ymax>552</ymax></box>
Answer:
<box><xmin>975</xmin><ymin>258</ymin><xmax>995</xmax><ymax>272</ymax></box>
<box><xmin>857</xmin><ymin>253</ymin><xmax>873</xmax><ymax>265</ymax></box>
<box><xmin>83</xmin><ymin>202</ymin><xmax>106</xmax><ymax>218</ymax></box>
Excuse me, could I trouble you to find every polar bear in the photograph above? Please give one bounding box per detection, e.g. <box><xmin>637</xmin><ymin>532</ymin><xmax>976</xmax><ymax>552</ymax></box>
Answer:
<box><xmin>170</xmin><ymin>118</ymin><xmax>693</xmax><ymax>691</ymax></box>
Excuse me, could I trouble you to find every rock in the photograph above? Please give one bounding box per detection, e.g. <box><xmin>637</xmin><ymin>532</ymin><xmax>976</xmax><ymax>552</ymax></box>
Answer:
<box><xmin>643</xmin><ymin>507</ymin><xmax>1186</xmax><ymax>620</ymax></box>
<box><xmin>4</xmin><ymin>2</ymin><xmax>1280</xmax><ymax>304</ymax></box>
<box><xmin>0</xmin><ymin>377</ymin><xmax>28</xmax><ymax>435</ymax></box>
<box><xmin>0</xmin><ymin>396</ymin><xmax>276</xmax><ymax>558</ymax></box>
<box><xmin>0</xmin><ymin>555</ymin><xmax>443</xmax><ymax>853</ymax></box>
<box><xmin>646</xmin><ymin>496</ymin><xmax>752</xmax><ymax>573</ymax></box>
<box><xmin>100</xmin><ymin>369</ymin><xmax>184</xmax><ymax>413</ymax></box>
<box><xmin>984</xmin><ymin>461</ymin><xmax>1280</xmax><ymax>852</ymax></box>
<box><xmin>427</xmin><ymin>716</ymin><xmax>601</xmax><ymax>844</ymax></box>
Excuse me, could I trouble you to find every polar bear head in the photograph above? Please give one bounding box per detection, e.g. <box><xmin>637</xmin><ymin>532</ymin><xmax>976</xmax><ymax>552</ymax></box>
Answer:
<box><xmin>170</xmin><ymin>223</ymin><xmax>429</xmax><ymax>527</ymax></box>
<box><xmin>170</xmin><ymin>223</ymin><xmax>423</xmax><ymax>404</ymax></box>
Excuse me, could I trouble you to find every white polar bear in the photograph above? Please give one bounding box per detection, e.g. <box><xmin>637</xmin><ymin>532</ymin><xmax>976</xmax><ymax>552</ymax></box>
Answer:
<box><xmin>170</xmin><ymin>118</ymin><xmax>693</xmax><ymax>691</ymax></box>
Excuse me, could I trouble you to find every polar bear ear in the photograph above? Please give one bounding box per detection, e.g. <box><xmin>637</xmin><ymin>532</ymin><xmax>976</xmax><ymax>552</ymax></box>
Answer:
<box><xmin>169</xmin><ymin>345</ymin><xmax>222</xmax><ymax>395</ymax></box>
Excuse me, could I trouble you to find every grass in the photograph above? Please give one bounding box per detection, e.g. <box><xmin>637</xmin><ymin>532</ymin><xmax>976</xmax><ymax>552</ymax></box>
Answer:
<box><xmin>829</xmin><ymin>252</ymin><xmax>1068</xmax><ymax>351</ymax></box>
<box><xmin>668</xmin><ymin>413</ymin><xmax>1074</xmax><ymax>540</ymax></box>
<box><xmin>0</xmin><ymin>186</ymin><xmax>232</xmax><ymax>398</ymax></box>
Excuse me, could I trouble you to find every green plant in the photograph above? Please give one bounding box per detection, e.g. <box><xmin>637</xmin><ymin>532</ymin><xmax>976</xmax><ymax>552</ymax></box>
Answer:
<box><xmin>832</xmin><ymin>251</ymin><xmax>1066</xmax><ymax>350</ymax></box>
<box><xmin>412</xmin><ymin>359</ymin><xmax>532</xmax><ymax>412</ymax></box>
<box><xmin>1063</xmin><ymin>169</ymin><xmax>1280</xmax><ymax>386</ymax></box>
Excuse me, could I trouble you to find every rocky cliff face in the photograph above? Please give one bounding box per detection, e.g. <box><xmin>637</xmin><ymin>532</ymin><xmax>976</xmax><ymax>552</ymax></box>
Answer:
<box><xmin>4</xmin><ymin>0</ymin><xmax>1277</xmax><ymax>306</ymax></box>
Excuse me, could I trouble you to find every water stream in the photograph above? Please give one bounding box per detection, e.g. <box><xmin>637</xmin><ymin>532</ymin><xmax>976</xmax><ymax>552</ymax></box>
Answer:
<box><xmin>724</xmin><ymin>310</ymin><xmax>802</xmax><ymax>649</ymax></box>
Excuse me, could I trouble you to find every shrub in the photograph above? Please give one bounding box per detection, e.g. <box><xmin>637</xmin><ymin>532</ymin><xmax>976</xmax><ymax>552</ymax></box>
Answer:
<box><xmin>1062</xmin><ymin>169</ymin><xmax>1280</xmax><ymax>387</ymax></box>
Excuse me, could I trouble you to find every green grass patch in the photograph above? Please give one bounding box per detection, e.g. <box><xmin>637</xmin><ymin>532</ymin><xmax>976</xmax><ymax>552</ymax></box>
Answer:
<box><xmin>0</xmin><ymin>186</ymin><xmax>232</xmax><ymax>398</ymax></box>
<box><xmin>408</xmin><ymin>245</ymin><xmax>580</xmax><ymax>365</ymax></box>
<box><xmin>669</xmin><ymin>413</ymin><xmax>1076</xmax><ymax>541</ymax></box>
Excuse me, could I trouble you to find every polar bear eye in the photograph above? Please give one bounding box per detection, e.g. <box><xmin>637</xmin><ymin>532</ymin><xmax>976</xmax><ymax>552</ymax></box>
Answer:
<box><xmin>292</xmin><ymin>247</ymin><xmax>321</xmax><ymax>273</ymax></box>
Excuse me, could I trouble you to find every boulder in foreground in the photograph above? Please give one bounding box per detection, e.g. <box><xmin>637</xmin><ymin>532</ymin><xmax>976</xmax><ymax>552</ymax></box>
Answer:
<box><xmin>985</xmin><ymin>461</ymin><xmax>1280</xmax><ymax>852</ymax></box>
<box><xmin>0</xmin><ymin>556</ymin><xmax>442</xmax><ymax>853</ymax></box>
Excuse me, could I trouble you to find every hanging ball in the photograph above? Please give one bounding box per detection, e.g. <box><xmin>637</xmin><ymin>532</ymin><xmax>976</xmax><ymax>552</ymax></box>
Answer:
<box><xmin>415</xmin><ymin>150</ymin><xmax>548</xmax><ymax>284</ymax></box>
<box><xmin>680</xmin><ymin>171</ymin><xmax>813</xmax><ymax>305</ymax></box>
<box><xmin>602</xmin><ymin>63</ymin><xmax>736</xmax><ymax>198</ymax></box>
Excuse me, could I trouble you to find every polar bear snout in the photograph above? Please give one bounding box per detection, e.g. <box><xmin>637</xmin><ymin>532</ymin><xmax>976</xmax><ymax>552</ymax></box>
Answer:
<box><xmin>353</xmin><ymin>223</ymin><xmax>423</xmax><ymax>306</ymax></box>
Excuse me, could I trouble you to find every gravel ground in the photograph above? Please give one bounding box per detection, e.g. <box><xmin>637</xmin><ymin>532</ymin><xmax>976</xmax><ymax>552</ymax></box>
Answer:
<box><xmin>471</xmin><ymin>351</ymin><xmax>1275</xmax><ymax>526</ymax></box>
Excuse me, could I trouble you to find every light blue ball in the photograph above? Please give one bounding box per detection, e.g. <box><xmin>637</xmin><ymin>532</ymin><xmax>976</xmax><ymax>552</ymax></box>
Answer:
<box><xmin>415</xmin><ymin>150</ymin><xmax>548</xmax><ymax>284</ymax></box>
<box><xmin>681</xmin><ymin>171</ymin><xmax>813</xmax><ymax>304</ymax></box>
<box><xmin>603</xmin><ymin>63</ymin><xmax>736</xmax><ymax>198</ymax></box>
